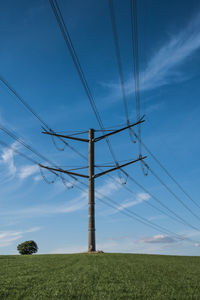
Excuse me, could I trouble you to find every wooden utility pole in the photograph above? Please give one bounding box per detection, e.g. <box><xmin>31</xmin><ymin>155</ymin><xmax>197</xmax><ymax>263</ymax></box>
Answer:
<box><xmin>40</xmin><ymin>117</ymin><xmax>146</xmax><ymax>252</ymax></box>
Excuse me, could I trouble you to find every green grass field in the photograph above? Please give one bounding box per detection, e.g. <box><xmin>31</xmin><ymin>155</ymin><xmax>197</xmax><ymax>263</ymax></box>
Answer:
<box><xmin>0</xmin><ymin>253</ymin><xmax>200</xmax><ymax>299</ymax></box>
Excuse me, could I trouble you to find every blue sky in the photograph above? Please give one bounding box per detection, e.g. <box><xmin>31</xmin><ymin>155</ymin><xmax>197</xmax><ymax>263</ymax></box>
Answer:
<box><xmin>0</xmin><ymin>0</ymin><xmax>200</xmax><ymax>255</ymax></box>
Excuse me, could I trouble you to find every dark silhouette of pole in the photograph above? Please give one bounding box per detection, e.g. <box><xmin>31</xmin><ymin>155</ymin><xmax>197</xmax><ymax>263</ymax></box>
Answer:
<box><xmin>88</xmin><ymin>129</ymin><xmax>95</xmax><ymax>251</ymax></box>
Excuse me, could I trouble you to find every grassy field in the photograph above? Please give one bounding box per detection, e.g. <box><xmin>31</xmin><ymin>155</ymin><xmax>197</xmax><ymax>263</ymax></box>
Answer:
<box><xmin>0</xmin><ymin>253</ymin><xmax>200</xmax><ymax>299</ymax></box>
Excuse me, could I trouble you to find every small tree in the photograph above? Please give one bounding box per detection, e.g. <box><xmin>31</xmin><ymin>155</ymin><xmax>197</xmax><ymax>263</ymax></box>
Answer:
<box><xmin>17</xmin><ymin>240</ymin><xmax>38</xmax><ymax>255</ymax></box>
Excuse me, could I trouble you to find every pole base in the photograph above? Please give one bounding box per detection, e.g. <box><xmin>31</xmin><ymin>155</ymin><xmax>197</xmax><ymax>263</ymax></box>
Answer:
<box><xmin>85</xmin><ymin>250</ymin><xmax>104</xmax><ymax>254</ymax></box>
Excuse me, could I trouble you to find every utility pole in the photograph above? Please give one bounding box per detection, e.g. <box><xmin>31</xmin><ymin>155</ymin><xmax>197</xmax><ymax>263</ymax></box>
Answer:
<box><xmin>40</xmin><ymin>117</ymin><xmax>146</xmax><ymax>252</ymax></box>
<box><xmin>88</xmin><ymin>128</ymin><xmax>95</xmax><ymax>251</ymax></box>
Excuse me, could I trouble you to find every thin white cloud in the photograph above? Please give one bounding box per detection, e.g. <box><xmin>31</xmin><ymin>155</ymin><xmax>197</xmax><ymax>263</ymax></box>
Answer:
<box><xmin>5</xmin><ymin>195</ymin><xmax>87</xmax><ymax>217</ymax></box>
<box><xmin>139</xmin><ymin>234</ymin><xmax>176</xmax><ymax>244</ymax></box>
<box><xmin>0</xmin><ymin>178</ymin><xmax>121</xmax><ymax>218</ymax></box>
<box><xmin>25</xmin><ymin>226</ymin><xmax>41</xmax><ymax>233</ymax></box>
<box><xmin>34</xmin><ymin>175</ymin><xmax>42</xmax><ymax>182</ymax></box>
<box><xmin>102</xmin><ymin>11</ymin><xmax>200</xmax><ymax>99</ymax></box>
<box><xmin>148</xmin><ymin>215</ymin><xmax>166</xmax><ymax>221</ymax></box>
<box><xmin>0</xmin><ymin>142</ymin><xmax>19</xmax><ymax>176</ymax></box>
<box><xmin>95</xmin><ymin>178</ymin><xmax>120</xmax><ymax>199</ymax></box>
<box><xmin>0</xmin><ymin>227</ymin><xmax>41</xmax><ymax>248</ymax></box>
<box><xmin>115</xmin><ymin>192</ymin><xmax>150</xmax><ymax>212</ymax></box>
<box><xmin>195</xmin><ymin>243</ymin><xmax>200</xmax><ymax>247</ymax></box>
<box><xmin>18</xmin><ymin>164</ymin><xmax>39</xmax><ymax>179</ymax></box>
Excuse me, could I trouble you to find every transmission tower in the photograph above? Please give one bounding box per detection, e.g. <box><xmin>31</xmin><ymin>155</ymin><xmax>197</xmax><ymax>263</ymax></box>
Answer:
<box><xmin>40</xmin><ymin>117</ymin><xmax>145</xmax><ymax>252</ymax></box>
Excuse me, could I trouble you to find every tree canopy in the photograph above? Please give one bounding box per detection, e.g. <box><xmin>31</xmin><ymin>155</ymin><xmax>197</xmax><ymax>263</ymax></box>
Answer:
<box><xmin>17</xmin><ymin>240</ymin><xmax>38</xmax><ymax>255</ymax></box>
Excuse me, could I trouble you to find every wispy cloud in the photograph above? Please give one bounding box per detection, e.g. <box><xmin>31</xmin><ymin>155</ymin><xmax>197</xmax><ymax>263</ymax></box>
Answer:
<box><xmin>25</xmin><ymin>226</ymin><xmax>41</xmax><ymax>233</ymax></box>
<box><xmin>0</xmin><ymin>178</ymin><xmax>121</xmax><ymax>218</ymax></box>
<box><xmin>0</xmin><ymin>142</ymin><xmax>19</xmax><ymax>177</ymax></box>
<box><xmin>18</xmin><ymin>164</ymin><xmax>39</xmax><ymax>179</ymax></box>
<box><xmin>34</xmin><ymin>175</ymin><xmax>42</xmax><ymax>182</ymax></box>
<box><xmin>139</xmin><ymin>234</ymin><xmax>176</xmax><ymax>244</ymax></box>
<box><xmin>148</xmin><ymin>215</ymin><xmax>166</xmax><ymax>222</ymax></box>
<box><xmin>0</xmin><ymin>227</ymin><xmax>41</xmax><ymax>248</ymax></box>
<box><xmin>96</xmin><ymin>178</ymin><xmax>120</xmax><ymax>199</ymax></box>
<box><xmin>139</xmin><ymin>12</ymin><xmax>200</xmax><ymax>91</ymax></box>
<box><xmin>2</xmin><ymin>194</ymin><xmax>87</xmax><ymax>217</ymax></box>
<box><xmin>102</xmin><ymin>11</ymin><xmax>200</xmax><ymax>100</ymax></box>
<box><xmin>114</xmin><ymin>192</ymin><xmax>150</xmax><ymax>212</ymax></box>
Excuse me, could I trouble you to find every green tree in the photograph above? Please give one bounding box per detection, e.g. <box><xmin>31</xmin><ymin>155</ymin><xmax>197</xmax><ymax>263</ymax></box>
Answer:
<box><xmin>17</xmin><ymin>240</ymin><xmax>38</xmax><ymax>255</ymax></box>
